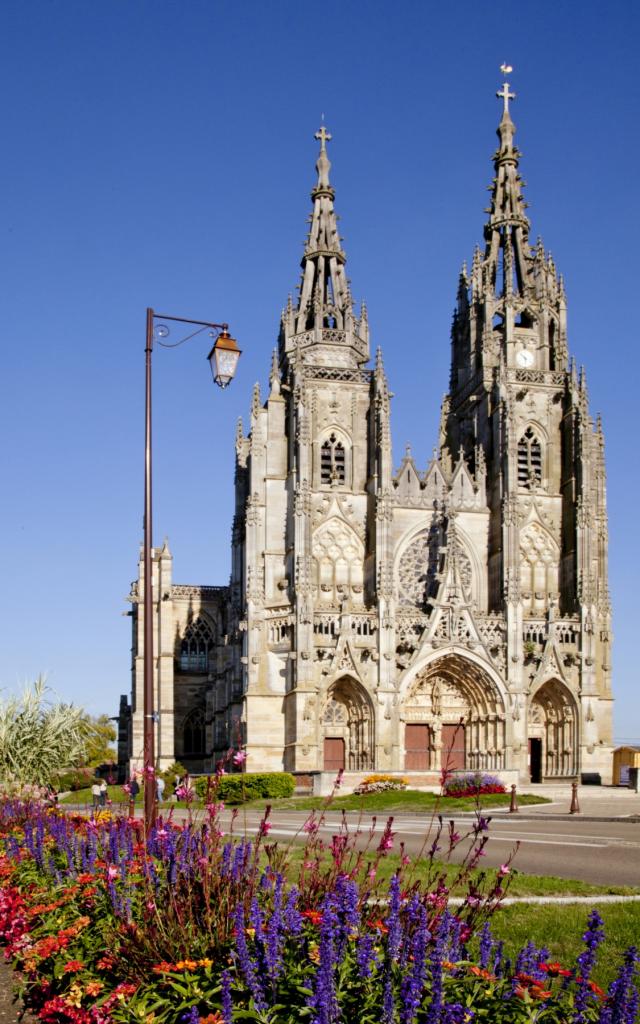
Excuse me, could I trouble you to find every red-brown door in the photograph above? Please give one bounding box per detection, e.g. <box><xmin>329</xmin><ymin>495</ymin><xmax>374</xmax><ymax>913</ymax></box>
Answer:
<box><xmin>441</xmin><ymin>723</ymin><xmax>466</xmax><ymax>771</ymax></box>
<box><xmin>405</xmin><ymin>724</ymin><xmax>431</xmax><ymax>770</ymax></box>
<box><xmin>324</xmin><ymin>737</ymin><xmax>345</xmax><ymax>771</ymax></box>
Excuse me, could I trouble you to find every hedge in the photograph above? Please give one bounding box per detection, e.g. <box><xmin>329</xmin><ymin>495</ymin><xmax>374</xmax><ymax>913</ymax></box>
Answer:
<box><xmin>194</xmin><ymin>771</ymin><xmax>295</xmax><ymax>804</ymax></box>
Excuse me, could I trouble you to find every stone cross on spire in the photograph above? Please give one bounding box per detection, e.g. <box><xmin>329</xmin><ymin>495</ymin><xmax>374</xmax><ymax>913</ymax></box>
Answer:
<box><xmin>315</xmin><ymin>124</ymin><xmax>332</xmax><ymax>151</ymax></box>
<box><xmin>496</xmin><ymin>81</ymin><xmax>516</xmax><ymax>115</ymax></box>
<box><xmin>314</xmin><ymin>123</ymin><xmax>333</xmax><ymax>190</ymax></box>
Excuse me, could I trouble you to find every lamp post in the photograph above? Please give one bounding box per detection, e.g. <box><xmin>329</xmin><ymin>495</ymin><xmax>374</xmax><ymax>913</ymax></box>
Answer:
<box><xmin>142</xmin><ymin>308</ymin><xmax>241</xmax><ymax>831</ymax></box>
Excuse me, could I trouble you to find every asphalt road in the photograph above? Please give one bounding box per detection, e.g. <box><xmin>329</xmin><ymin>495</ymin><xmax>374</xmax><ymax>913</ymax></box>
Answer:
<box><xmin>219</xmin><ymin>809</ymin><xmax>640</xmax><ymax>888</ymax></box>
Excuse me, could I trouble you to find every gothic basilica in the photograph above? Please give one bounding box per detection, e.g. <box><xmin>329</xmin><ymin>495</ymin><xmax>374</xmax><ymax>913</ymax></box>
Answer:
<box><xmin>126</xmin><ymin>82</ymin><xmax>614</xmax><ymax>786</ymax></box>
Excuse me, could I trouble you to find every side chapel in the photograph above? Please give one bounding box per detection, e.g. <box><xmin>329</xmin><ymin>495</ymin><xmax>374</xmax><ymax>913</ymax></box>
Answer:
<box><xmin>126</xmin><ymin>80</ymin><xmax>614</xmax><ymax>785</ymax></box>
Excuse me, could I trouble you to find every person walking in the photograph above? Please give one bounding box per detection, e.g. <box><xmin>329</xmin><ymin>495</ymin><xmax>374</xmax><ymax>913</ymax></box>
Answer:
<box><xmin>156</xmin><ymin>775</ymin><xmax>165</xmax><ymax>803</ymax></box>
<box><xmin>99</xmin><ymin>779</ymin><xmax>107</xmax><ymax>808</ymax></box>
<box><xmin>91</xmin><ymin>780</ymin><xmax>101</xmax><ymax>809</ymax></box>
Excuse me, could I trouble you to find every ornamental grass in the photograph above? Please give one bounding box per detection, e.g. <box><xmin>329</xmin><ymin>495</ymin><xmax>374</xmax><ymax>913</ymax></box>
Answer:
<box><xmin>0</xmin><ymin>776</ymin><xmax>636</xmax><ymax>1023</ymax></box>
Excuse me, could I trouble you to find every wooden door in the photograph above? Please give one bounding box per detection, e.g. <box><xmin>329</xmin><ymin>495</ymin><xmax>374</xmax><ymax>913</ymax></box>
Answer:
<box><xmin>441</xmin><ymin>723</ymin><xmax>466</xmax><ymax>771</ymax></box>
<box><xmin>323</xmin><ymin>737</ymin><xmax>345</xmax><ymax>771</ymax></box>
<box><xmin>405</xmin><ymin>724</ymin><xmax>431</xmax><ymax>770</ymax></box>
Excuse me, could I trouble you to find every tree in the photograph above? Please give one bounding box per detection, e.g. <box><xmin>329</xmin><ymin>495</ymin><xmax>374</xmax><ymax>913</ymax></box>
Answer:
<box><xmin>81</xmin><ymin>713</ymin><xmax>117</xmax><ymax>767</ymax></box>
<box><xmin>0</xmin><ymin>677</ymin><xmax>93</xmax><ymax>787</ymax></box>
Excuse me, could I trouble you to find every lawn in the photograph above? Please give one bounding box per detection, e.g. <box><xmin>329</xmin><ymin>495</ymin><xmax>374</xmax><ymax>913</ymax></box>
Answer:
<box><xmin>487</xmin><ymin>901</ymin><xmax>640</xmax><ymax>990</ymax></box>
<box><xmin>60</xmin><ymin>785</ymin><xmax>549</xmax><ymax>814</ymax></box>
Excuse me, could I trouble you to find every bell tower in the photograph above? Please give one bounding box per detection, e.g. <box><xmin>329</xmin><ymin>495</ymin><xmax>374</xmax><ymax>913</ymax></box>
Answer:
<box><xmin>229</xmin><ymin>127</ymin><xmax>392</xmax><ymax>775</ymax></box>
<box><xmin>440</xmin><ymin>73</ymin><xmax>613</xmax><ymax>780</ymax></box>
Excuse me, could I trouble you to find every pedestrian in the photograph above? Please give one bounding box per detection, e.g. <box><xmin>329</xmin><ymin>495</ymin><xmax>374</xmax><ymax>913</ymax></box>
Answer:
<box><xmin>91</xmin><ymin>780</ymin><xmax>101</xmax><ymax>809</ymax></box>
<box><xmin>129</xmin><ymin>777</ymin><xmax>140</xmax><ymax>800</ymax></box>
<box><xmin>99</xmin><ymin>779</ymin><xmax>107</xmax><ymax>807</ymax></box>
<box><xmin>156</xmin><ymin>775</ymin><xmax>165</xmax><ymax>802</ymax></box>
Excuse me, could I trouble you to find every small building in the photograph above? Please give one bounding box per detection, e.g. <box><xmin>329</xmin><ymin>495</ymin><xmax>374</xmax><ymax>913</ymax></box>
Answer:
<box><xmin>612</xmin><ymin>746</ymin><xmax>640</xmax><ymax>786</ymax></box>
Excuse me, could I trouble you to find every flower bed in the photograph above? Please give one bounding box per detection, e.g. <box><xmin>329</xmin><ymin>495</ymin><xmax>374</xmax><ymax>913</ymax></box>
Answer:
<box><xmin>443</xmin><ymin>773</ymin><xmax>507</xmax><ymax>798</ymax></box>
<box><xmin>0</xmin><ymin>799</ymin><xmax>636</xmax><ymax>1023</ymax></box>
<box><xmin>354</xmin><ymin>774</ymin><xmax>409</xmax><ymax>795</ymax></box>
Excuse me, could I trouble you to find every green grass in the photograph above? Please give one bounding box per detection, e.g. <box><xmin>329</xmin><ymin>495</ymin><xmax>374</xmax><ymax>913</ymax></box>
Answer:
<box><xmin>486</xmin><ymin>902</ymin><xmax>640</xmax><ymax>989</ymax></box>
<box><xmin>60</xmin><ymin>787</ymin><xmax>549</xmax><ymax>813</ymax></box>
<box><xmin>243</xmin><ymin>790</ymin><xmax>549</xmax><ymax>813</ymax></box>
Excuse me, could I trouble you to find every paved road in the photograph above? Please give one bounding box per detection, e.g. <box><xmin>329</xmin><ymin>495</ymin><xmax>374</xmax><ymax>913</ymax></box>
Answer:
<box><xmin>218</xmin><ymin>809</ymin><xmax>640</xmax><ymax>888</ymax></box>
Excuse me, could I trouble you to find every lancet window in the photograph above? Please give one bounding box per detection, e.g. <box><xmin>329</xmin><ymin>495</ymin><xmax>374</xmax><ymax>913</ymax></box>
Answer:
<box><xmin>183</xmin><ymin>707</ymin><xmax>206</xmax><ymax>755</ymax></box>
<box><xmin>179</xmin><ymin>617</ymin><xmax>215</xmax><ymax>673</ymax></box>
<box><xmin>320</xmin><ymin>434</ymin><xmax>346</xmax><ymax>485</ymax></box>
<box><xmin>517</xmin><ymin>427</ymin><xmax>542</xmax><ymax>488</ymax></box>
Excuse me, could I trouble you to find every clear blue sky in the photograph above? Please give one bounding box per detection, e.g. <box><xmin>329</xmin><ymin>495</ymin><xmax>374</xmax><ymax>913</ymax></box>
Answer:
<box><xmin>1</xmin><ymin>1</ymin><xmax>638</xmax><ymax>739</ymax></box>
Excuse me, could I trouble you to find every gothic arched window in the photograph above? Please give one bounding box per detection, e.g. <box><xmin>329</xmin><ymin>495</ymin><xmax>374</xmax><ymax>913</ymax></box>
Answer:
<box><xmin>320</xmin><ymin>434</ymin><xmax>346</xmax><ymax>485</ymax></box>
<box><xmin>179</xmin><ymin>617</ymin><xmax>215</xmax><ymax>673</ymax></box>
<box><xmin>183</xmin><ymin>707</ymin><xmax>206</xmax><ymax>755</ymax></box>
<box><xmin>517</xmin><ymin>427</ymin><xmax>542</xmax><ymax>488</ymax></box>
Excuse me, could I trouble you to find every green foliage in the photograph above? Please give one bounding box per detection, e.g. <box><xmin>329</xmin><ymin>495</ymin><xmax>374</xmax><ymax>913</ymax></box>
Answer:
<box><xmin>195</xmin><ymin>771</ymin><xmax>295</xmax><ymax>803</ymax></box>
<box><xmin>81</xmin><ymin>712</ymin><xmax>117</xmax><ymax>767</ymax></box>
<box><xmin>54</xmin><ymin>766</ymin><xmax>95</xmax><ymax>792</ymax></box>
<box><xmin>160</xmin><ymin>761</ymin><xmax>188</xmax><ymax>785</ymax></box>
<box><xmin>0</xmin><ymin>677</ymin><xmax>93</xmax><ymax>786</ymax></box>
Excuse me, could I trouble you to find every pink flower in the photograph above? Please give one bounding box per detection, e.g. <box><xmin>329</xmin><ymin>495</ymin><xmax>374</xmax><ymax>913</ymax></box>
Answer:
<box><xmin>233</xmin><ymin>751</ymin><xmax>247</xmax><ymax>765</ymax></box>
<box><xmin>368</xmin><ymin>868</ymin><xmax>377</xmax><ymax>880</ymax></box>
<box><xmin>498</xmin><ymin>863</ymin><xmax>511</xmax><ymax>875</ymax></box>
<box><xmin>259</xmin><ymin>821</ymin><xmax>272</xmax><ymax>837</ymax></box>
<box><xmin>106</xmin><ymin>866</ymin><xmax>118</xmax><ymax>881</ymax></box>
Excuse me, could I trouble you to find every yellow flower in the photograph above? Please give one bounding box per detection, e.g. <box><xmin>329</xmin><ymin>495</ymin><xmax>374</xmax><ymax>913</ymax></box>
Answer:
<box><xmin>66</xmin><ymin>983</ymin><xmax>84</xmax><ymax>1008</ymax></box>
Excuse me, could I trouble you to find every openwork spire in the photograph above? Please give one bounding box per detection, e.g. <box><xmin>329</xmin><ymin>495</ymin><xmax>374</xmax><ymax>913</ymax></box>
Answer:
<box><xmin>295</xmin><ymin>124</ymin><xmax>351</xmax><ymax>331</ymax></box>
<box><xmin>484</xmin><ymin>73</ymin><xmax>531</xmax><ymax>297</ymax></box>
<box><xmin>279</xmin><ymin>125</ymin><xmax>370</xmax><ymax>368</ymax></box>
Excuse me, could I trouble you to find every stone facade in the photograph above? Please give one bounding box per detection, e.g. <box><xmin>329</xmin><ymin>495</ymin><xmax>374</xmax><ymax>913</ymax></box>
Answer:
<box><xmin>126</xmin><ymin>85</ymin><xmax>614</xmax><ymax>785</ymax></box>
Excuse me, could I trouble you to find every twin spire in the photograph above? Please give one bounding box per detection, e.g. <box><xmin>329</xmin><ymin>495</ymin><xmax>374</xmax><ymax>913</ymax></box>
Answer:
<box><xmin>279</xmin><ymin>123</ymin><xmax>370</xmax><ymax>369</ymax></box>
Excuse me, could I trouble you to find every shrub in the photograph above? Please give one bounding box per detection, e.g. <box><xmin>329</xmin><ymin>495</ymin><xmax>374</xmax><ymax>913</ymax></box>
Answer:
<box><xmin>354</xmin><ymin>774</ymin><xmax>408</xmax><ymax>795</ymax></box>
<box><xmin>160</xmin><ymin>761</ymin><xmax>188</xmax><ymax>786</ymax></box>
<box><xmin>193</xmin><ymin>770</ymin><xmax>294</xmax><ymax>802</ymax></box>
<box><xmin>194</xmin><ymin>771</ymin><xmax>295</xmax><ymax>804</ymax></box>
<box><xmin>0</xmin><ymin>678</ymin><xmax>93</xmax><ymax>786</ymax></box>
<box><xmin>53</xmin><ymin>766</ymin><xmax>94</xmax><ymax>792</ymax></box>
<box><xmin>444</xmin><ymin>772</ymin><xmax>506</xmax><ymax>797</ymax></box>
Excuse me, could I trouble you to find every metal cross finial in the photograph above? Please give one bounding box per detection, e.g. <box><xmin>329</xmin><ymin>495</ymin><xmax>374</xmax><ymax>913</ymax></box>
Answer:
<box><xmin>315</xmin><ymin>124</ymin><xmax>332</xmax><ymax>151</ymax></box>
<box><xmin>497</xmin><ymin>81</ymin><xmax>516</xmax><ymax>115</ymax></box>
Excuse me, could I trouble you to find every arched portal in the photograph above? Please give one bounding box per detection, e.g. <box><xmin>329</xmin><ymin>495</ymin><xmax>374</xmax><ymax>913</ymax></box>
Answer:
<box><xmin>403</xmin><ymin>654</ymin><xmax>506</xmax><ymax>773</ymax></box>
<box><xmin>321</xmin><ymin>677</ymin><xmax>374</xmax><ymax>772</ymax></box>
<box><xmin>528</xmin><ymin>679</ymin><xmax>578</xmax><ymax>779</ymax></box>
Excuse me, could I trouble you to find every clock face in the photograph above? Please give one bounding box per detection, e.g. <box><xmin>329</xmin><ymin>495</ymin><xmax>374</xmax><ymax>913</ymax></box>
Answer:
<box><xmin>517</xmin><ymin>348</ymin><xmax>534</xmax><ymax>368</ymax></box>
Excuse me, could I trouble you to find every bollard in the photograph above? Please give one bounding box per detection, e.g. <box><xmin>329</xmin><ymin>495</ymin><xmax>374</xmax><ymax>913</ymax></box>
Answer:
<box><xmin>569</xmin><ymin>781</ymin><xmax>580</xmax><ymax>814</ymax></box>
<box><xmin>509</xmin><ymin>783</ymin><xmax>519</xmax><ymax>813</ymax></box>
<box><xmin>128</xmin><ymin>799</ymin><xmax>135</xmax><ymax>819</ymax></box>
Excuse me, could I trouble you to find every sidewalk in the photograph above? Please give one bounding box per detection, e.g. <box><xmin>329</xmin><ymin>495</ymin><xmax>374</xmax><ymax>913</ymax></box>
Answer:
<box><xmin>496</xmin><ymin>784</ymin><xmax>640</xmax><ymax>820</ymax></box>
<box><xmin>0</xmin><ymin>958</ymin><xmax>34</xmax><ymax>1023</ymax></box>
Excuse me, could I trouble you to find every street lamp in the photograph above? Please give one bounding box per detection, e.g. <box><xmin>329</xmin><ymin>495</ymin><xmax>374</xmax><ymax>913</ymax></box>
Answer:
<box><xmin>142</xmin><ymin>307</ymin><xmax>241</xmax><ymax>831</ymax></box>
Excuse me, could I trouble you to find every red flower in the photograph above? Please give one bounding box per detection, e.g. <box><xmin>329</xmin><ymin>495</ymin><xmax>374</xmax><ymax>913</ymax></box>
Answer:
<box><xmin>63</xmin><ymin>959</ymin><xmax>84</xmax><ymax>973</ymax></box>
<box><xmin>540</xmin><ymin>961</ymin><xmax>572</xmax><ymax>978</ymax></box>
<box><xmin>301</xmin><ymin>910</ymin><xmax>323</xmax><ymax>926</ymax></box>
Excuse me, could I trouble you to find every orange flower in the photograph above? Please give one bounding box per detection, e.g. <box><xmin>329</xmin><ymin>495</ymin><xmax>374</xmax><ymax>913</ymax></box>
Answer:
<box><xmin>529</xmin><ymin>984</ymin><xmax>552</xmax><ymax>1000</ymax></box>
<box><xmin>469</xmin><ymin>965</ymin><xmax>495</xmax><ymax>980</ymax></box>
<box><xmin>85</xmin><ymin>981</ymin><xmax>104</xmax><ymax>996</ymax></box>
<box><xmin>200</xmin><ymin>1015</ymin><xmax>223</xmax><ymax>1024</ymax></box>
<box><xmin>152</xmin><ymin>961</ymin><xmax>174</xmax><ymax>974</ymax></box>
<box><xmin>63</xmin><ymin>960</ymin><xmax>84</xmax><ymax>974</ymax></box>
